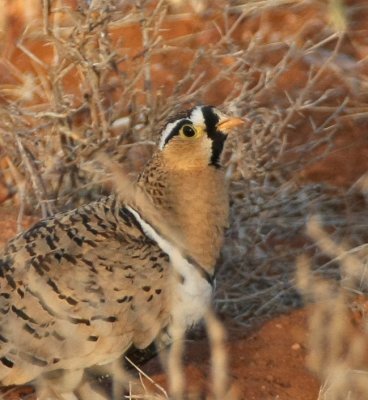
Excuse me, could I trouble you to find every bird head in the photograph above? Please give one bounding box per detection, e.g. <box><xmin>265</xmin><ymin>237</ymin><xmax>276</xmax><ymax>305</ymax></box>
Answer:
<box><xmin>158</xmin><ymin>105</ymin><xmax>245</xmax><ymax>170</ymax></box>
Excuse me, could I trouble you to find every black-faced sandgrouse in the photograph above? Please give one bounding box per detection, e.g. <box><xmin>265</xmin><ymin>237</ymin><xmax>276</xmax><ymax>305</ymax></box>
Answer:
<box><xmin>0</xmin><ymin>105</ymin><xmax>244</xmax><ymax>399</ymax></box>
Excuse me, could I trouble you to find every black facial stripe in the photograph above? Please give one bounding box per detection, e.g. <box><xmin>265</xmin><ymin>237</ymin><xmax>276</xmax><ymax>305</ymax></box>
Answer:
<box><xmin>210</xmin><ymin>132</ymin><xmax>227</xmax><ymax>168</ymax></box>
<box><xmin>201</xmin><ymin>106</ymin><xmax>225</xmax><ymax>168</ymax></box>
<box><xmin>201</xmin><ymin>105</ymin><xmax>220</xmax><ymax>135</ymax></box>
<box><xmin>162</xmin><ymin>105</ymin><xmax>227</xmax><ymax>168</ymax></box>
<box><xmin>163</xmin><ymin>119</ymin><xmax>192</xmax><ymax>146</ymax></box>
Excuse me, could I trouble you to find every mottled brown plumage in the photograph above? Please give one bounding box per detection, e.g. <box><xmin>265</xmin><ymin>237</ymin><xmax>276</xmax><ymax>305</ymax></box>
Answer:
<box><xmin>0</xmin><ymin>105</ymin><xmax>244</xmax><ymax>399</ymax></box>
<box><xmin>137</xmin><ymin>151</ymin><xmax>229</xmax><ymax>269</ymax></box>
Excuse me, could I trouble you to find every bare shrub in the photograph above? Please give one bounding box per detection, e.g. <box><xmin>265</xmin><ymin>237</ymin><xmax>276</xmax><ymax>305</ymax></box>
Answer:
<box><xmin>296</xmin><ymin>216</ymin><xmax>368</xmax><ymax>400</ymax></box>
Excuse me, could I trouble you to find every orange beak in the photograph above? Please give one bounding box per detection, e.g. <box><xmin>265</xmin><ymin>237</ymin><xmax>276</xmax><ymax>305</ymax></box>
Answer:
<box><xmin>216</xmin><ymin>116</ymin><xmax>248</xmax><ymax>133</ymax></box>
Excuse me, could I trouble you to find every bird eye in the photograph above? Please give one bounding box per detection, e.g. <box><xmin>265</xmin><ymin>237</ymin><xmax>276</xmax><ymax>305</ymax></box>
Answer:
<box><xmin>180</xmin><ymin>124</ymin><xmax>197</xmax><ymax>138</ymax></box>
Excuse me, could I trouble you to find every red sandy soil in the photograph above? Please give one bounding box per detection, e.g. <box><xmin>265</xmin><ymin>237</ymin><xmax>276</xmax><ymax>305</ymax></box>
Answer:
<box><xmin>142</xmin><ymin>309</ymin><xmax>320</xmax><ymax>400</ymax></box>
<box><xmin>0</xmin><ymin>205</ymin><xmax>320</xmax><ymax>399</ymax></box>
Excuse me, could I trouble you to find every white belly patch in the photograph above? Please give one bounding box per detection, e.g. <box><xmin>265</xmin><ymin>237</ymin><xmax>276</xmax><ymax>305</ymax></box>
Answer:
<box><xmin>126</xmin><ymin>207</ymin><xmax>213</xmax><ymax>328</ymax></box>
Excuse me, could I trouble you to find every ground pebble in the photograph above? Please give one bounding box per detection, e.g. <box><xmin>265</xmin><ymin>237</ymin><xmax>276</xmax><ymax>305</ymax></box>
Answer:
<box><xmin>291</xmin><ymin>343</ymin><xmax>301</xmax><ymax>351</ymax></box>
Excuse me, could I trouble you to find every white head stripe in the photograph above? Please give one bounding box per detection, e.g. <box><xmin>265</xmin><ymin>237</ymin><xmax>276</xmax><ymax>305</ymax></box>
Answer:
<box><xmin>190</xmin><ymin>106</ymin><xmax>206</xmax><ymax>126</ymax></box>
<box><xmin>158</xmin><ymin>106</ymin><xmax>211</xmax><ymax>150</ymax></box>
<box><xmin>158</xmin><ymin>120</ymin><xmax>184</xmax><ymax>150</ymax></box>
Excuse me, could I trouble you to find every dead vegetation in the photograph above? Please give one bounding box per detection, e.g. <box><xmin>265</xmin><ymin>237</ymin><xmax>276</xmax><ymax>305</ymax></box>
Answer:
<box><xmin>297</xmin><ymin>216</ymin><xmax>368</xmax><ymax>400</ymax></box>
<box><xmin>0</xmin><ymin>0</ymin><xmax>367</xmax><ymax>399</ymax></box>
